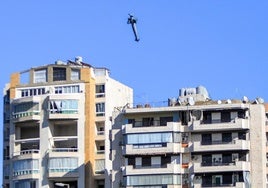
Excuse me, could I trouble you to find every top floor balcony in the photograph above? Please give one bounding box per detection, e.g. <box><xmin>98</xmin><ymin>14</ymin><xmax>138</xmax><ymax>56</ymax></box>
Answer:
<box><xmin>124</xmin><ymin>121</ymin><xmax>188</xmax><ymax>134</ymax></box>
<box><xmin>190</xmin><ymin>140</ymin><xmax>250</xmax><ymax>152</ymax></box>
<box><xmin>189</xmin><ymin>118</ymin><xmax>249</xmax><ymax>132</ymax></box>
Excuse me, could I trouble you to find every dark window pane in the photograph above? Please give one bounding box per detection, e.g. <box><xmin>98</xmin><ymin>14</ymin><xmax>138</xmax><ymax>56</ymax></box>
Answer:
<box><xmin>53</xmin><ymin>67</ymin><xmax>66</xmax><ymax>81</ymax></box>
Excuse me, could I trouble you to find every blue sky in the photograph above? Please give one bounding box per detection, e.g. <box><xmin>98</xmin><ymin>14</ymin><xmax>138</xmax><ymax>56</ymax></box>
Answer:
<box><xmin>1</xmin><ymin>0</ymin><xmax>268</xmax><ymax>183</ymax></box>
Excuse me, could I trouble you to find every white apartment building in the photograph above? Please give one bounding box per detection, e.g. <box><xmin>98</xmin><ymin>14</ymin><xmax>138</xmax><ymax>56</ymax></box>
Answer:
<box><xmin>112</xmin><ymin>86</ymin><xmax>266</xmax><ymax>188</ymax></box>
<box><xmin>2</xmin><ymin>57</ymin><xmax>133</xmax><ymax>188</ymax></box>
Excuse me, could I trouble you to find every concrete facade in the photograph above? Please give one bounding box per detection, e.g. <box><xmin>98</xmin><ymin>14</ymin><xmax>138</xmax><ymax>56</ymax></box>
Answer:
<box><xmin>112</xmin><ymin>87</ymin><xmax>267</xmax><ymax>188</ymax></box>
<box><xmin>2</xmin><ymin>58</ymin><xmax>133</xmax><ymax>188</ymax></box>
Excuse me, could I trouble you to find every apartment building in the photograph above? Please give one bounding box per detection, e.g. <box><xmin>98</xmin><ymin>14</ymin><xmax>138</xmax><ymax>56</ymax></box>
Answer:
<box><xmin>112</xmin><ymin>86</ymin><xmax>266</xmax><ymax>188</ymax></box>
<box><xmin>2</xmin><ymin>57</ymin><xmax>133</xmax><ymax>188</ymax></box>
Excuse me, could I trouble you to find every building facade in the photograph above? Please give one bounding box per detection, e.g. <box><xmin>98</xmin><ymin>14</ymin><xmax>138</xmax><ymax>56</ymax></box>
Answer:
<box><xmin>112</xmin><ymin>86</ymin><xmax>267</xmax><ymax>188</ymax></box>
<box><xmin>2</xmin><ymin>57</ymin><xmax>133</xmax><ymax>188</ymax></box>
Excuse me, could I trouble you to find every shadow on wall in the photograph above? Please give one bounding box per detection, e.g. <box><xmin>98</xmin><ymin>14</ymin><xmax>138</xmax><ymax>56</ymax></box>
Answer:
<box><xmin>111</xmin><ymin>113</ymin><xmax>126</xmax><ymax>187</ymax></box>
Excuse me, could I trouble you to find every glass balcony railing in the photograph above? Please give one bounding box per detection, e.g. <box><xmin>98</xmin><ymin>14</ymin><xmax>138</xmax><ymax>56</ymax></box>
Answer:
<box><xmin>12</xmin><ymin>111</ymin><xmax>40</xmax><ymax>119</ymax></box>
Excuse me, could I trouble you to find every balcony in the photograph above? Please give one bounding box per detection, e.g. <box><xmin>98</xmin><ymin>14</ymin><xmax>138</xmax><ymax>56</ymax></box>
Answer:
<box><xmin>13</xmin><ymin>149</ymin><xmax>40</xmax><ymax>160</ymax></box>
<box><xmin>124</xmin><ymin>122</ymin><xmax>188</xmax><ymax>134</ymax></box>
<box><xmin>192</xmin><ymin>161</ymin><xmax>250</xmax><ymax>173</ymax></box>
<box><xmin>48</xmin><ymin>96</ymin><xmax>80</xmax><ymax>120</ymax></box>
<box><xmin>12</xmin><ymin>111</ymin><xmax>40</xmax><ymax>123</ymax></box>
<box><xmin>122</xmin><ymin>142</ymin><xmax>186</xmax><ymax>155</ymax></box>
<box><xmin>194</xmin><ymin>182</ymin><xmax>246</xmax><ymax>188</ymax></box>
<box><xmin>123</xmin><ymin>164</ymin><xmax>183</xmax><ymax>176</ymax></box>
<box><xmin>190</xmin><ymin>140</ymin><xmax>250</xmax><ymax>152</ymax></box>
<box><xmin>189</xmin><ymin>119</ymin><xmax>249</xmax><ymax>132</ymax></box>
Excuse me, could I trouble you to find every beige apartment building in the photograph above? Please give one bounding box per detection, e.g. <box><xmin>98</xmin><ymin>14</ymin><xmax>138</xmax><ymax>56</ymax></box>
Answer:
<box><xmin>112</xmin><ymin>86</ymin><xmax>267</xmax><ymax>188</ymax></box>
<box><xmin>2</xmin><ymin>57</ymin><xmax>133</xmax><ymax>188</ymax></box>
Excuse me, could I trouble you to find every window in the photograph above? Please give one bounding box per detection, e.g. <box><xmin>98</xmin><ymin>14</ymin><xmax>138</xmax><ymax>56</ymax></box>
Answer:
<box><xmin>48</xmin><ymin>157</ymin><xmax>78</xmax><ymax>172</ymax></box>
<box><xmin>96</xmin><ymin>85</ymin><xmax>105</xmax><ymax>97</ymax></box>
<box><xmin>142</xmin><ymin>157</ymin><xmax>151</xmax><ymax>167</ymax></box>
<box><xmin>127</xmin><ymin>132</ymin><xmax>173</xmax><ymax>145</ymax></box>
<box><xmin>14</xmin><ymin>180</ymin><xmax>36</xmax><ymax>188</ymax></box>
<box><xmin>13</xmin><ymin>102</ymin><xmax>39</xmax><ymax>118</ymax></box>
<box><xmin>53</xmin><ymin>67</ymin><xmax>66</xmax><ymax>81</ymax></box>
<box><xmin>96</xmin><ymin>103</ymin><xmax>105</xmax><ymax>116</ymax></box>
<box><xmin>13</xmin><ymin>159</ymin><xmax>39</xmax><ymax>176</ymax></box>
<box><xmin>71</xmin><ymin>69</ymin><xmax>80</xmax><ymax>81</ymax></box>
<box><xmin>34</xmin><ymin>69</ymin><xmax>47</xmax><ymax>83</ymax></box>
<box><xmin>21</xmin><ymin>88</ymin><xmax>45</xmax><ymax>97</ymax></box>
<box><xmin>201</xmin><ymin>134</ymin><xmax>212</xmax><ymax>145</ymax></box>
<box><xmin>49</xmin><ymin>100</ymin><xmax>78</xmax><ymax>114</ymax></box>
<box><xmin>160</xmin><ymin>116</ymin><xmax>173</xmax><ymax>126</ymax></box>
<box><xmin>222</xmin><ymin>133</ymin><xmax>232</xmax><ymax>143</ymax></box>
<box><xmin>127</xmin><ymin>175</ymin><xmax>181</xmax><ymax>186</ymax></box>
<box><xmin>55</xmin><ymin>85</ymin><xmax>80</xmax><ymax>94</ymax></box>
<box><xmin>221</xmin><ymin>111</ymin><xmax>231</xmax><ymax>122</ymax></box>
<box><xmin>95</xmin><ymin>159</ymin><xmax>105</xmax><ymax>174</ymax></box>
<box><xmin>142</xmin><ymin>117</ymin><xmax>154</xmax><ymax>126</ymax></box>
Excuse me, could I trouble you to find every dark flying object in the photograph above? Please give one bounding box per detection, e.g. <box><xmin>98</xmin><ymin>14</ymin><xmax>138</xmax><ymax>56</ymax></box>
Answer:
<box><xmin>127</xmin><ymin>14</ymin><xmax>140</xmax><ymax>42</ymax></box>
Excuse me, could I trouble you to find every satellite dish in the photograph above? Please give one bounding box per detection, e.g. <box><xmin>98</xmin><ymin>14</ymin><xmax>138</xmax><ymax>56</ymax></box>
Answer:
<box><xmin>192</xmin><ymin>110</ymin><xmax>202</xmax><ymax>120</ymax></box>
<box><xmin>217</xmin><ymin>100</ymin><xmax>222</xmax><ymax>104</ymax></box>
<box><xmin>226</xmin><ymin>99</ymin><xmax>232</xmax><ymax>104</ymax></box>
<box><xmin>255</xmin><ymin>97</ymin><xmax>264</xmax><ymax>104</ymax></box>
<box><xmin>188</xmin><ymin>97</ymin><xmax>195</xmax><ymax>106</ymax></box>
<box><xmin>242</xmin><ymin>96</ymin><xmax>249</xmax><ymax>103</ymax></box>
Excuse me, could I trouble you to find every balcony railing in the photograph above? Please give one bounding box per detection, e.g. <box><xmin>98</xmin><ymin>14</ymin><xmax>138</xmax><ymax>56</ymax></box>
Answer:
<box><xmin>49</xmin><ymin>109</ymin><xmax>78</xmax><ymax>114</ymax></box>
<box><xmin>201</xmin><ymin>162</ymin><xmax>235</xmax><ymax>166</ymax></box>
<box><xmin>97</xmin><ymin>131</ymin><xmax>105</xmax><ymax>135</ymax></box>
<box><xmin>12</xmin><ymin>111</ymin><xmax>40</xmax><ymax>119</ymax></box>
<box><xmin>96</xmin><ymin>150</ymin><xmax>105</xmax><ymax>154</ymax></box>
<box><xmin>190</xmin><ymin>118</ymin><xmax>249</xmax><ymax>132</ymax></box>
<box><xmin>95</xmin><ymin>93</ymin><xmax>105</xmax><ymax>98</ymax></box>
<box><xmin>51</xmin><ymin>148</ymin><xmax>78</xmax><ymax>152</ymax></box>
<box><xmin>48</xmin><ymin>168</ymin><xmax>78</xmax><ymax>173</ymax></box>
<box><xmin>201</xmin><ymin>140</ymin><xmax>235</xmax><ymax>145</ymax></box>
<box><xmin>191</xmin><ymin>139</ymin><xmax>249</xmax><ymax>152</ymax></box>
<box><xmin>132</xmin><ymin>120</ymin><xmax>170</xmax><ymax>127</ymax></box>
<box><xmin>13</xmin><ymin>149</ymin><xmax>39</xmax><ymax>156</ymax></box>
<box><xmin>13</xmin><ymin>169</ymin><xmax>39</xmax><ymax>176</ymax></box>
<box><xmin>193</xmin><ymin>161</ymin><xmax>250</xmax><ymax>173</ymax></box>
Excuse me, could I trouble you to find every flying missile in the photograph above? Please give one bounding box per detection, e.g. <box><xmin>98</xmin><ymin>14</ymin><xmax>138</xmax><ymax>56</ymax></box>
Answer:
<box><xmin>127</xmin><ymin>14</ymin><xmax>140</xmax><ymax>42</ymax></box>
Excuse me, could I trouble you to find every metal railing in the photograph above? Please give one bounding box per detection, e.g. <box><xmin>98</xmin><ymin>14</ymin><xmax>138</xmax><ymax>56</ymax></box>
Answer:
<box><xmin>97</xmin><ymin>131</ymin><xmax>105</xmax><ymax>135</ymax></box>
<box><xmin>201</xmin><ymin>162</ymin><xmax>235</xmax><ymax>166</ymax></box>
<box><xmin>132</xmin><ymin>120</ymin><xmax>169</xmax><ymax>128</ymax></box>
<box><xmin>13</xmin><ymin>169</ymin><xmax>39</xmax><ymax>176</ymax></box>
<box><xmin>13</xmin><ymin>149</ymin><xmax>39</xmax><ymax>156</ymax></box>
<box><xmin>201</xmin><ymin>140</ymin><xmax>235</xmax><ymax>145</ymax></box>
<box><xmin>51</xmin><ymin>148</ymin><xmax>78</xmax><ymax>152</ymax></box>
<box><xmin>12</xmin><ymin>111</ymin><xmax>40</xmax><ymax>119</ymax></box>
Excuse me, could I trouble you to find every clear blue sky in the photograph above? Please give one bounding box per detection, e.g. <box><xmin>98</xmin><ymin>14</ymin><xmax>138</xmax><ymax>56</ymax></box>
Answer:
<box><xmin>1</xmin><ymin>0</ymin><xmax>268</xmax><ymax>183</ymax></box>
